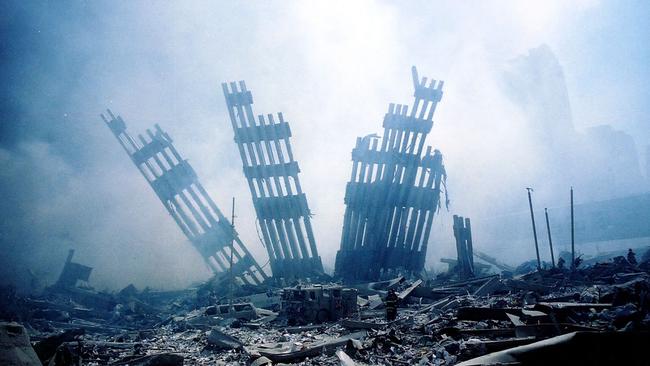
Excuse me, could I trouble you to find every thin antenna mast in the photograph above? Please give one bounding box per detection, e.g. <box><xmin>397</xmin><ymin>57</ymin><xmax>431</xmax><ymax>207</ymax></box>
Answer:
<box><xmin>229</xmin><ymin>197</ymin><xmax>235</xmax><ymax>308</ymax></box>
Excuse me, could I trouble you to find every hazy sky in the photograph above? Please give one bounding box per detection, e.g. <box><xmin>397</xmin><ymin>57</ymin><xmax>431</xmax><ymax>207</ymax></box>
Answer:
<box><xmin>1</xmin><ymin>0</ymin><xmax>648</xmax><ymax>290</ymax></box>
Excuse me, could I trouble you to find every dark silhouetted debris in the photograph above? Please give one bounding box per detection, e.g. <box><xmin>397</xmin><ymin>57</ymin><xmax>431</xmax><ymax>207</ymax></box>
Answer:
<box><xmin>33</xmin><ymin>328</ymin><xmax>84</xmax><ymax>363</ymax></box>
<box><xmin>55</xmin><ymin>249</ymin><xmax>93</xmax><ymax>289</ymax></box>
<box><xmin>457</xmin><ymin>331</ymin><xmax>650</xmax><ymax>366</ymax></box>
<box><xmin>0</xmin><ymin>322</ymin><xmax>41</xmax><ymax>366</ymax></box>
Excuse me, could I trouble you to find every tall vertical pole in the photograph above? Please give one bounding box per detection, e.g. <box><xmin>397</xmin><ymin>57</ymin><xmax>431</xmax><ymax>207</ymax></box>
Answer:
<box><xmin>229</xmin><ymin>197</ymin><xmax>235</xmax><ymax>308</ymax></box>
<box><xmin>570</xmin><ymin>187</ymin><xmax>575</xmax><ymax>270</ymax></box>
<box><xmin>526</xmin><ymin>188</ymin><xmax>541</xmax><ymax>270</ymax></box>
<box><xmin>465</xmin><ymin>217</ymin><xmax>475</xmax><ymax>276</ymax></box>
<box><xmin>544</xmin><ymin>208</ymin><xmax>555</xmax><ymax>268</ymax></box>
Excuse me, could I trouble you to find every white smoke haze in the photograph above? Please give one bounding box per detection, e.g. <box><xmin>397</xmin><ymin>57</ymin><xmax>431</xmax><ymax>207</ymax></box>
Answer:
<box><xmin>1</xmin><ymin>0</ymin><xmax>648</xmax><ymax>290</ymax></box>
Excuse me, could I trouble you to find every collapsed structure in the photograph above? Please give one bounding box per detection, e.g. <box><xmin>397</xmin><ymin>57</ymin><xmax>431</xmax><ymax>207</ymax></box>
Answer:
<box><xmin>8</xmin><ymin>247</ymin><xmax>650</xmax><ymax>365</ymax></box>
<box><xmin>6</xmin><ymin>67</ymin><xmax>650</xmax><ymax>366</ymax></box>
<box><xmin>55</xmin><ymin>249</ymin><xmax>92</xmax><ymax>288</ymax></box>
<box><xmin>101</xmin><ymin>110</ymin><xmax>268</xmax><ymax>285</ymax></box>
<box><xmin>335</xmin><ymin>67</ymin><xmax>448</xmax><ymax>282</ymax></box>
<box><xmin>222</xmin><ymin>81</ymin><xmax>323</xmax><ymax>280</ymax></box>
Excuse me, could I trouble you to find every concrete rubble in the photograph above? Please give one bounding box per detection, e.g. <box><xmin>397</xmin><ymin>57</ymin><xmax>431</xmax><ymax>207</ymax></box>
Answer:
<box><xmin>1</xmin><ymin>246</ymin><xmax>649</xmax><ymax>365</ymax></box>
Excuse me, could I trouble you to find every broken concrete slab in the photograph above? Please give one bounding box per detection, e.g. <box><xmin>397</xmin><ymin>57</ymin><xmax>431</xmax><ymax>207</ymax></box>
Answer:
<box><xmin>0</xmin><ymin>322</ymin><xmax>41</xmax><ymax>366</ymax></box>
<box><xmin>247</xmin><ymin>331</ymin><xmax>368</xmax><ymax>363</ymax></box>
<box><xmin>398</xmin><ymin>279</ymin><xmax>423</xmax><ymax>300</ymax></box>
<box><xmin>206</xmin><ymin>327</ymin><xmax>243</xmax><ymax>350</ymax></box>
<box><xmin>113</xmin><ymin>353</ymin><xmax>184</xmax><ymax>366</ymax></box>
<box><xmin>336</xmin><ymin>349</ymin><xmax>357</xmax><ymax>366</ymax></box>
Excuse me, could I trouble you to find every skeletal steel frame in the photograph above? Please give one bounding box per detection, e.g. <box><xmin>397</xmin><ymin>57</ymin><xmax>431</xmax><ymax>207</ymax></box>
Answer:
<box><xmin>222</xmin><ymin>82</ymin><xmax>323</xmax><ymax>280</ymax></box>
<box><xmin>102</xmin><ymin>110</ymin><xmax>268</xmax><ymax>285</ymax></box>
<box><xmin>335</xmin><ymin>67</ymin><xmax>447</xmax><ymax>282</ymax></box>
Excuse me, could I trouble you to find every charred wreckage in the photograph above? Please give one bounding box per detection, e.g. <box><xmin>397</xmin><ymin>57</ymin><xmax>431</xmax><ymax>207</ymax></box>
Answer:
<box><xmin>2</xmin><ymin>68</ymin><xmax>650</xmax><ymax>365</ymax></box>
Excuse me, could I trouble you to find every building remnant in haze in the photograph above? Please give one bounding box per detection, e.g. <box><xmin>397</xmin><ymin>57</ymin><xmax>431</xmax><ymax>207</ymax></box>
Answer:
<box><xmin>222</xmin><ymin>82</ymin><xmax>324</xmax><ymax>280</ymax></box>
<box><xmin>453</xmin><ymin>215</ymin><xmax>475</xmax><ymax>280</ymax></box>
<box><xmin>646</xmin><ymin>145</ymin><xmax>650</xmax><ymax>185</ymax></box>
<box><xmin>102</xmin><ymin>110</ymin><xmax>268</xmax><ymax>285</ymax></box>
<box><xmin>55</xmin><ymin>249</ymin><xmax>92</xmax><ymax>288</ymax></box>
<box><xmin>335</xmin><ymin>67</ymin><xmax>448</xmax><ymax>282</ymax></box>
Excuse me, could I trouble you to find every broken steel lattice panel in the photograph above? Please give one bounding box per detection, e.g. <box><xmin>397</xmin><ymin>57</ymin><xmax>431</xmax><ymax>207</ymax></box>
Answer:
<box><xmin>222</xmin><ymin>81</ymin><xmax>323</xmax><ymax>280</ymax></box>
<box><xmin>101</xmin><ymin>110</ymin><xmax>268</xmax><ymax>285</ymax></box>
<box><xmin>335</xmin><ymin>67</ymin><xmax>447</xmax><ymax>282</ymax></box>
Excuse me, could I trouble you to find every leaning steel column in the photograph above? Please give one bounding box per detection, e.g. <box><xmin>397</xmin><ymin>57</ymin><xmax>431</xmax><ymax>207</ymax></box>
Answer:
<box><xmin>335</xmin><ymin>66</ymin><xmax>447</xmax><ymax>282</ymax></box>
<box><xmin>221</xmin><ymin>81</ymin><xmax>323</xmax><ymax>280</ymax></box>
<box><xmin>101</xmin><ymin>110</ymin><xmax>268</xmax><ymax>285</ymax></box>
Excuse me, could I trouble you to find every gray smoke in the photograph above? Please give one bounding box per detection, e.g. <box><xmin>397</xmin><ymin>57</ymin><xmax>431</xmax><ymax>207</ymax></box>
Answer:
<box><xmin>1</xmin><ymin>1</ymin><xmax>648</xmax><ymax>291</ymax></box>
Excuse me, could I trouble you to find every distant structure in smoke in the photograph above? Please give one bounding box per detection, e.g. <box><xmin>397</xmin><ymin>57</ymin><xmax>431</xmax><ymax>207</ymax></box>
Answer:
<box><xmin>502</xmin><ymin>44</ymin><xmax>575</xmax><ymax>150</ymax></box>
<box><xmin>580</xmin><ymin>125</ymin><xmax>645</xmax><ymax>199</ymax></box>
<box><xmin>646</xmin><ymin>145</ymin><xmax>650</xmax><ymax>185</ymax></box>
<box><xmin>471</xmin><ymin>45</ymin><xmax>650</xmax><ymax>264</ymax></box>
<box><xmin>501</xmin><ymin>44</ymin><xmax>645</xmax><ymax>202</ymax></box>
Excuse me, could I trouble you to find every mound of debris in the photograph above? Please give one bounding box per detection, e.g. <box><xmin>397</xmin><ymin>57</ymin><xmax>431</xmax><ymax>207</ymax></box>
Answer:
<box><xmin>1</xmin><ymin>248</ymin><xmax>650</xmax><ymax>365</ymax></box>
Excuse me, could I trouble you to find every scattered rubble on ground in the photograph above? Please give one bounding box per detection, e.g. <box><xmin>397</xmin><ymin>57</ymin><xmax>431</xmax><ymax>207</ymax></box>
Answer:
<box><xmin>1</xmin><ymin>246</ymin><xmax>649</xmax><ymax>365</ymax></box>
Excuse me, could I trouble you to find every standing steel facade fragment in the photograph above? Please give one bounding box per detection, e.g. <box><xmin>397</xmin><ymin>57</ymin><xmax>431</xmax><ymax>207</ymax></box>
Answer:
<box><xmin>453</xmin><ymin>215</ymin><xmax>475</xmax><ymax>280</ymax></box>
<box><xmin>335</xmin><ymin>67</ymin><xmax>447</xmax><ymax>282</ymax></box>
<box><xmin>101</xmin><ymin>110</ymin><xmax>268</xmax><ymax>285</ymax></box>
<box><xmin>222</xmin><ymin>81</ymin><xmax>324</xmax><ymax>280</ymax></box>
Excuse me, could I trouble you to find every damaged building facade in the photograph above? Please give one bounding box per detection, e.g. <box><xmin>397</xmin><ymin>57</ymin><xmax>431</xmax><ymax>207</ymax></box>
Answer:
<box><xmin>100</xmin><ymin>69</ymin><xmax>446</xmax><ymax>285</ymax></box>
<box><xmin>102</xmin><ymin>110</ymin><xmax>268</xmax><ymax>285</ymax></box>
<box><xmin>222</xmin><ymin>81</ymin><xmax>324</xmax><ymax>281</ymax></box>
<box><xmin>335</xmin><ymin>67</ymin><xmax>448</xmax><ymax>282</ymax></box>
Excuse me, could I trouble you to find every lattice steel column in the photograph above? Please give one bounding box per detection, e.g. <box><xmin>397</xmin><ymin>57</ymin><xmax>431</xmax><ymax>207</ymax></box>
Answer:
<box><xmin>221</xmin><ymin>81</ymin><xmax>323</xmax><ymax>280</ymax></box>
<box><xmin>102</xmin><ymin>110</ymin><xmax>268</xmax><ymax>285</ymax></box>
<box><xmin>335</xmin><ymin>67</ymin><xmax>448</xmax><ymax>282</ymax></box>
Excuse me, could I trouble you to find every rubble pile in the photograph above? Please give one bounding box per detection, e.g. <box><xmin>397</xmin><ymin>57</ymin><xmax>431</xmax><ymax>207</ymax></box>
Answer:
<box><xmin>0</xmin><ymin>248</ymin><xmax>648</xmax><ymax>365</ymax></box>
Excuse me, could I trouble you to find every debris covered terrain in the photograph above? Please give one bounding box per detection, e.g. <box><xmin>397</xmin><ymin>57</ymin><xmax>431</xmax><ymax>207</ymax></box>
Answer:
<box><xmin>2</xmin><ymin>246</ymin><xmax>650</xmax><ymax>365</ymax></box>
